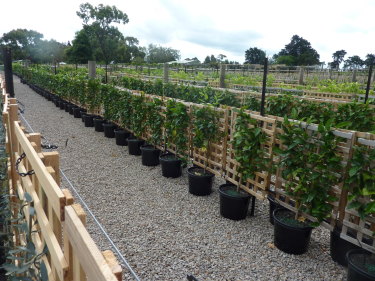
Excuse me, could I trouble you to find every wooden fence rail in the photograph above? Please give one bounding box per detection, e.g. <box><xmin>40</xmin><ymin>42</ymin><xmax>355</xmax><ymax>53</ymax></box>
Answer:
<box><xmin>1</xmin><ymin>76</ymin><xmax>122</xmax><ymax>280</ymax></box>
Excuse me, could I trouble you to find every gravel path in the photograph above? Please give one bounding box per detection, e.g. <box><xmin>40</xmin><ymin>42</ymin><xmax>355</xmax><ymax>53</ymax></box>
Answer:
<box><xmin>11</xmin><ymin>74</ymin><xmax>346</xmax><ymax>281</ymax></box>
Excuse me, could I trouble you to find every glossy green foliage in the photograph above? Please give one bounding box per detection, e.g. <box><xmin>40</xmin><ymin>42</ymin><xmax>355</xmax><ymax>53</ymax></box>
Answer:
<box><xmin>346</xmin><ymin>146</ymin><xmax>375</xmax><ymax>220</ymax></box>
<box><xmin>145</xmin><ymin>98</ymin><xmax>164</xmax><ymax>146</ymax></box>
<box><xmin>130</xmin><ymin>94</ymin><xmax>147</xmax><ymax>138</ymax></box>
<box><xmin>274</xmin><ymin>118</ymin><xmax>341</xmax><ymax>225</ymax></box>
<box><xmin>232</xmin><ymin>109</ymin><xmax>268</xmax><ymax>182</ymax></box>
<box><xmin>165</xmin><ymin>100</ymin><xmax>190</xmax><ymax>157</ymax></box>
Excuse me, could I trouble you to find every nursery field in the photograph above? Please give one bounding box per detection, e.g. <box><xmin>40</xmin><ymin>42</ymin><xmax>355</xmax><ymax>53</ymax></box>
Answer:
<box><xmin>9</xmin><ymin>63</ymin><xmax>375</xmax><ymax>280</ymax></box>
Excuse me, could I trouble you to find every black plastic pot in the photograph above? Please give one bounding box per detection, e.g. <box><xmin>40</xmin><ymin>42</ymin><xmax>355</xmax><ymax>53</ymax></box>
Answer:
<box><xmin>114</xmin><ymin>129</ymin><xmax>131</xmax><ymax>146</ymax></box>
<box><xmin>81</xmin><ymin>111</ymin><xmax>88</xmax><ymax>122</ymax></box>
<box><xmin>273</xmin><ymin>208</ymin><xmax>313</xmax><ymax>255</ymax></box>
<box><xmin>73</xmin><ymin>107</ymin><xmax>83</xmax><ymax>118</ymax></box>
<box><xmin>59</xmin><ymin>101</ymin><xmax>66</xmax><ymax>110</ymax></box>
<box><xmin>219</xmin><ymin>183</ymin><xmax>251</xmax><ymax>220</ymax></box>
<box><xmin>140</xmin><ymin>145</ymin><xmax>160</xmax><ymax>166</ymax></box>
<box><xmin>330</xmin><ymin>226</ymin><xmax>369</xmax><ymax>267</ymax></box>
<box><xmin>347</xmin><ymin>249</ymin><xmax>375</xmax><ymax>281</ymax></box>
<box><xmin>64</xmin><ymin>103</ymin><xmax>71</xmax><ymax>112</ymax></box>
<box><xmin>69</xmin><ymin>105</ymin><xmax>77</xmax><ymax>115</ymax></box>
<box><xmin>54</xmin><ymin>98</ymin><xmax>61</xmax><ymax>107</ymax></box>
<box><xmin>83</xmin><ymin>114</ymin><xmax>95</xmax><ymax>127</ymax></box>
<box><xmin>94</xmin><ymin>118</ymin><xmax>104</xmax><ymax>132</ymax></box>
<box><xmin>187</xmin><ymin>167</ymin><xmax>214</xmax><ymax>196</ymax></box>
<box><xmin>127</xmin><ymin>137</ymin><xmax>144</xmax><ymax>155</ymax></box>
<box><xmin>103</xmin><ymin>122</ymin><xmax>116</xmax><ymax>138</ymax></box>
<box><xmin>267</xmin><ymin>194</ymin><xmax>286</xmax><ymax>225</ymax></box>
<box><xmin>159</xmin><ymin>153</ymin><xmax>182</xmax><ymax>178</ymax></box>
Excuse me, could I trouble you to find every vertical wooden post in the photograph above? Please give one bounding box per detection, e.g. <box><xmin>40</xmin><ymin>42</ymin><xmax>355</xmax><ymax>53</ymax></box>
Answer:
<box><xmin>72</xmin><ymin>204</ymin><xmax>87</xmax><ymax>281</ymax></box>
<box><xmin>43</xmin><ymin>152</ymin><xmax>60</xmax><ymax>186</ymax></box>
<box><xmin>351</xmin><ymin>69</ymin><xmax>357</xmax><ymax>83</ymax></box>
<box><xmin>88</xmin><ymin>61</ymin><xmax>96</xmax><ymax>79</ymax></box>
<box><xmin>163</xmin><ymin>63</ymin><xmax>169</xmax><ymax>83</ymax></box>
<box><xmin>298</xmin><ymin>67</ymin><xmax>304</xmax><ymax>85</ymax></box>
<box><xmin>219</xmin><ymin>64</ymin><xmax>226</xmax><ymax>88</ymax></box>
<box><xmin>8</xmin><ymin>103</ymin><xmax>19</xmax><ymax>190</ymax></box>
<box><xmin>3</xmin><ymin>47</ymin><xmax>14</xmax><ymax>97</ymax></box>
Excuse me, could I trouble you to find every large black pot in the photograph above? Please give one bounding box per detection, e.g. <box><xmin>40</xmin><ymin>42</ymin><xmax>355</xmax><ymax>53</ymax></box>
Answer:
<box><xmin>73</xmin><ymin>107</ymin><xmax>83</xmax><ymax>118</ymax></box>
<box><xmin>114</xmin><ymin>129</ymin><xmax>131</xmax><ymax>146</ymax></box>
<box><xmin>64</xmin><ymin>103</ymin><xmax>71</xmax><ymax>112</ymax></box>
<box><xmin>127</xmin><ymin>137</ymin><xmax>144</xmax><ymax>155</ymax></box>
<box><xmin>267</xmin><ymin>194</ymin><xmax>286</xmax><ymax>225</ymax></box>
<box><xmin>94</xmin><ymin>117</ymin><xmax>104</xmax><ymax>132</ymax></box>
<box><xmin>219</xmin><ymin>183</ymin><xmax>251</xmax><ymax>220</ymax></box>
<box><xmin>331</xmin><ymin>228</ymin><xmax>361</xmax><ymax>266</ymax></box>
<box><xmin>140</xmin><ymin>145</ymin><xmax>160</xmax><ymax>166</ymax></box>
<box><xmin>187</xmin><ymin>167</ymin><xmax>214</xmax><ymax>196</ymax></box>
<box><xmin>159</xmin><ymin>153</ymin><xmax>182</xmax><ymax>178</ymax></box>
<box><xmin>83</xmin><ymin>114</ymin><xmax>95</xmax><ymax>127</ymax></box>
<box><xmin>103</xmin><ymin>122</ymin><xmax>116</xmax><ymax>138</ymax></box>
<box><xmin>346</xmin><ymin>249</ymin><xmax>375</xmax><ymax>281</ymax></box>
<box><xmin>273</xmin><ymin>208</ymin><xmax>313</xmax><ymax>255</ymax></box>
<box><xmin>54</xmin><ymin>98</ymin><xmax>61</xmax><ymax>107</ymax></box>
<box><xmin>59</xmin><ymin>101</ymin><xmax>66</xmax><ymax>110</ymax></box>
<box><xmin>69</xmin><ymin>105</ymin><xmax>77</xmax><ymax>115</ymax></box>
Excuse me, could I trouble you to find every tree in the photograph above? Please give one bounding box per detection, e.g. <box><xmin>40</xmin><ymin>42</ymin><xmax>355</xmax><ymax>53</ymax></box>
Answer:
<box><xmin>0</xmin><ymin>29</ymin><xmax>43</xmax><ymax>61</ymax></box>
<box><xmin>344</xmin><ymin>55</ymin><xmax>364</xmax><ymax>70</ymax></box>
<box><xmin>274</xmin><ymin>35</ymin><xmax>320</xmax><ymax>66</ymax></box>
<box><xmin>65</xmin><ymin>29</ymin><xmax>93</xmax><ymax>65</ymax></box>
<box><xmin>217</xmin><ymin>54</ymin><xmax>227</xmax><ymax>62</ymax></box>
<box><xmin>364</xmin><ymin>54</ymin><xmax>375</xmax><ymax>66</ymax></box>
<box><xmin>244</xmin><ymin>47</ymin><xmax>266</xmax><ymax>64</ymax></box>
<box><xmin>145</xmin><ymin>44</ymin><xmax>180</xmax><ymax>63</ymax></box>
<box><xmin>77</xmin><ymin>2</ymin><xmax>129</xmax><ymax>82</ymax></box>
<box><xmin>204</xmin><ymin>56</ymin><xmax>210</xmax><ymax>64</ymax></box>
<box><xmin>330</xmin><ymin>50</ymin><xmax>347</xmax><ymax>69</ymax></box>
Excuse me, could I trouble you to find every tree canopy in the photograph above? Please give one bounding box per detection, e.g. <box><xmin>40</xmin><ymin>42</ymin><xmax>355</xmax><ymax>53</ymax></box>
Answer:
<box><xmin>65</xmin><ymin>29</ymin><xmax>93</xmax><ymax>64</ymax></box>
<box><xmin>330</xmin><ymin>50</ymin><xmax>347</xmax><ymax>69</ymax></box>
<box><xmin>244</xmin><ymin>47</ymin><xmax>266</xmax><ymax>64</ymax></box>
<box><xmin>273</xmin><ymin>35</ymin><xmax>320</xmax><ymax>66</ymax></box>
<box><xmin>145</xmin><ymin>44</ymin><xmax>180</xmax><ymax>63</ymax></box>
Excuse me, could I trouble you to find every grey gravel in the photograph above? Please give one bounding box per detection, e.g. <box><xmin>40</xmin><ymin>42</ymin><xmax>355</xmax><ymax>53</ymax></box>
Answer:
<box><xmin>11</xmin><ymin>74</ymin><xmax>346</xmax><ymax>281</ymax></box>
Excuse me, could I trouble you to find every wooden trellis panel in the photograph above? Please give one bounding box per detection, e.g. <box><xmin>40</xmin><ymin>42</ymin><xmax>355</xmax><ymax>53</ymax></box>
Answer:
<box><xmin>190</xmin><ymin>105</ymin><xmax>229</xmax><ymax>177</ymax></box>
<box><xmin>340</xmin><ymin>134</ymin><xmax>375</xmax><ymax>253</ymax></box>
<box><xmin>225</xmin><ymin>110</ymin><xmax>276</xmax><ymax>200</ymax></box>
<box><xmin>271</xmin><ymin>118</ymin><xmax>357</xmax><ymax>228</ymax></box>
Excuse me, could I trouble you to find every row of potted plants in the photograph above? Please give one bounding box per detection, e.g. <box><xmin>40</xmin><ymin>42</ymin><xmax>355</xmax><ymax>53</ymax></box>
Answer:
<box><xmin>18</xmin><ymin>72</ymin><xmax>375</xmax><ymax>281</ymax></box>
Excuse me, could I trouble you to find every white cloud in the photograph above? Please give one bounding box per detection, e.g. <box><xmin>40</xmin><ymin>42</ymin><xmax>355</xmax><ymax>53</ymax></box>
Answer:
<box><xmin>1</xmin><ymin>0</ymin><xmax>375</xmax><ymax>64</ymax></box>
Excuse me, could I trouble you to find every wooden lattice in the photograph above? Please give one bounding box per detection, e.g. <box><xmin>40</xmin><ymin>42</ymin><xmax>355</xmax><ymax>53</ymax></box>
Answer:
<box><xmin>190</xmin><ymin>105</ymin><xmax>229</xmax><ymax>177</ymax></box>
<box><xmin>272</xmin><ymin>119</ymin><xmax>356</xmax><ymax>228</ymax></box>
<box><xmin>340</xmin><ymin>134</ymin><xmax>375</xmax><ymax>253</ymax></box>
<box><xmin>225</xmin><ymin>110</ymin><xmax>276</xmax><ymax>200</ymax></box>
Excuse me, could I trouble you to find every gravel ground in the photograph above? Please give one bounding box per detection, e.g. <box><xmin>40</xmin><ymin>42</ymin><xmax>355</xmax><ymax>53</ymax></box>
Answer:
<box><xmin>10</xmin><ymin>74</ymin><xmax>347</xmax><ymax>281</ymax></box>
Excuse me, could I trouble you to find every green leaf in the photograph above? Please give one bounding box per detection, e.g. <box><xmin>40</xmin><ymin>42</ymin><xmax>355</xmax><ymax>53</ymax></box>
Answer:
<box><xmin>349</xmin><ymin>166</ymin><xmax>361</xmax><ymax>177</ymax></box>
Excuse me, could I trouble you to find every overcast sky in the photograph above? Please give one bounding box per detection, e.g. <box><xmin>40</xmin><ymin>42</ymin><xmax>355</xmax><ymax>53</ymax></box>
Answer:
<box><xmin>2</xmin><ymin>0</ymin><xmax>374</xmax><ymax>64</ymax></box>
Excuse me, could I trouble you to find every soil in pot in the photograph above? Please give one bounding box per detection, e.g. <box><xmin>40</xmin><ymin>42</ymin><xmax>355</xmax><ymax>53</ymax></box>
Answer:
<box><xmin>127</xmin><ymin>137</ymin><xmax>145</xmax><ymax>155</ymax></box>
<box><xmin>103</xmin><ymin>122</ymin><xmax>116</xmax><ymax>138</ymax></box>
<box><xmin>159</xmin><ymin>153</ymin><xmax>182</xmax><ymax>178</ymax></box>
<box><xmin>267</xmin><ymin>194</ymin><xmax>286</xmax><ymax>225</ymax></box>
<box><xmin>94</xmin><ymin>117</ymin><xmax>104</xmax><ymax>132</ymax></box>
<box><xmin>219</xmin><ymin>183</ymin><xmax>251</xmax><ymax>220</ymax></box>
<box><xmin>346</xmin><ymin>249</ymin><xmax>375</xmax><ymax>281</ymax></box>
<box><xmin>114</xmin><ymin>129</ymin><xmax>131</xmax><ymax>146</ymax></box>
<box><xmin>187</xmin><ymin>167</ymin><xmax>214</xmax><ymax>196</ymax></box>
<box><xmin>140</xmin><ymin>145</ymin><xmax>160</xmax><ymax>166</ymax></box>
<box><xmin>331</xmin><ymin>226</ymin><xmax>365</xmax><ymax>267</ymax></box>
<box><xmin>83</xmin><ymin>114</ymin><xmax>95</xmax><ymax>127</ymax></box>
<box><xmin>273</xmin><ymin>208</ymin><xmax>313</xmax><ymax>255</ymax></box>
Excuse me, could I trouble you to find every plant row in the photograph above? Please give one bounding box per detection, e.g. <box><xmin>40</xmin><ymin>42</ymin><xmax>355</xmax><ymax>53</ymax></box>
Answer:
<box><xmin>17</xmin><ymin>69</ymin><xmax>375</xmax><ymax>278</ymax></box>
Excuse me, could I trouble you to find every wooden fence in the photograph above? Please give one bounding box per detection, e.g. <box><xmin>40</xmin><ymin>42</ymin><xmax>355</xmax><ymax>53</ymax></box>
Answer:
<box><xmin>1</xmin><ymin>77</ymin><xmax>122</xmax><ymax>280</ymax></box>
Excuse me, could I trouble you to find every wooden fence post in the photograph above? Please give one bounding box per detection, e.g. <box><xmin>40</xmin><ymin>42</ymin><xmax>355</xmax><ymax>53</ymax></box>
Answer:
<box><xmin>219</xmin><ymin>64</ymin><xmax>226</xmax><ymax>88</ymax></box>
<box><xmin>298</xmin><ymin>67</ymin><xmax>304</xmax><ymax>85</ymax></box>
<box><xmin>163</xmin><ymin>63</ymin><xmax>169</xmax><ymax>83</ymax></box>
